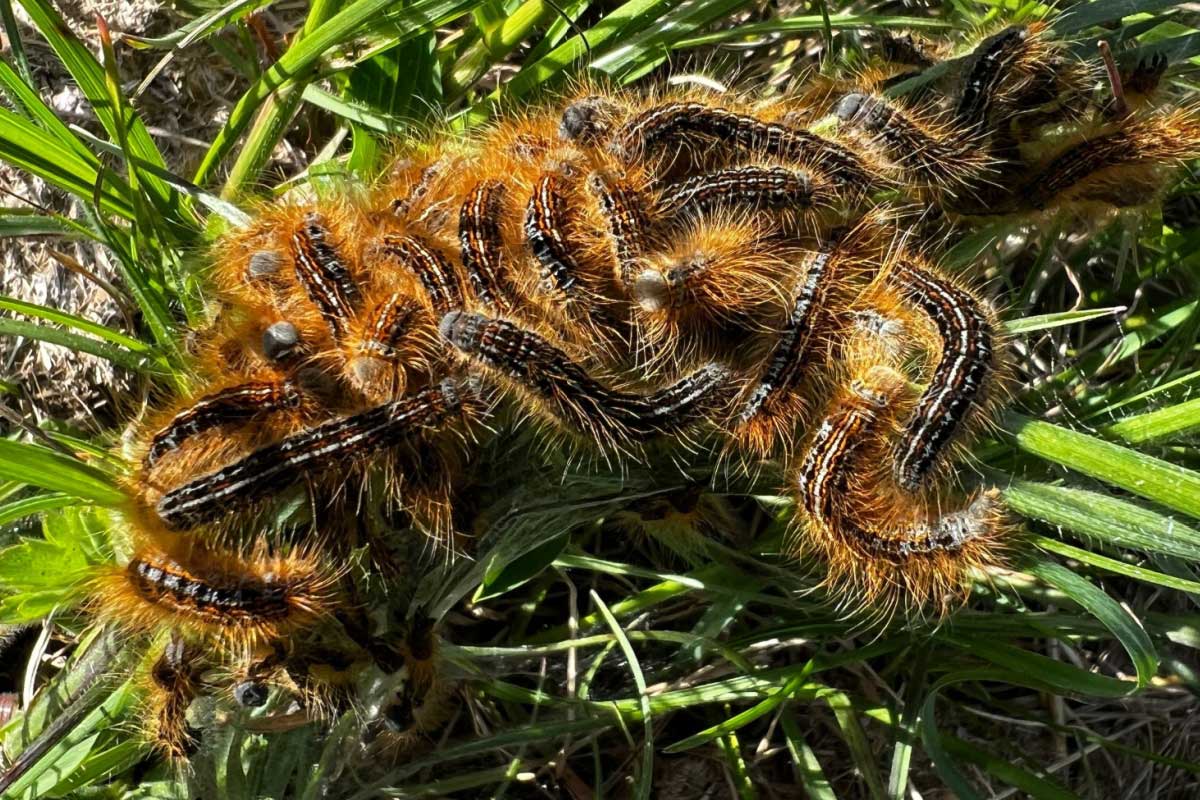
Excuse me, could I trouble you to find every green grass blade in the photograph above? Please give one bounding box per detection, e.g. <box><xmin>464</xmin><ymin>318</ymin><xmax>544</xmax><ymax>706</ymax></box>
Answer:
<box><xmin>949</xmin><ymin>639</ymin><xmax>1134</xmax><ymax>697</ymax></box>
<box><xmin>664</xmin><ymin>664</ymin><xmax>811</xmax><ymax>753</ymax></box>
<box><xmin>674</xmin><ymin>12</ymin><xmax>953</xmax><ymax>48</ymax></box>
<box><xmin>1006</xmin><ymin>414</ymin><xmax>1200</xmax><ymax>519</ymax></box>
<box><xmin>0</xmin><ymin>493</ymin><xmax>74</xmax><ymax>527</ymax></box>
<box><xmin>0</xmin><ymin>296</ymin><xmax>156</xmax><ymax>353</ymax></box>
<box><xmin>0</xmin><ymin>59</ymin><xmax>96</xmax><ymax>162</ymax></box>
<box><xmin>591</xmin><ymin>0</ymin><xmax>754</xmax><ymax>81</ymax></box>
<box><xmin>121</xmin><ymin>0</ymin><xmax>276</xmax><ymax>49</ymax></box>
<box><xmin>0</xmin><ymin>210</ymin><xmax>98</xmax><ymax>240</ymax></box>
<box><xmin>941</xmin><ymin>736</ymin><xmax>1081</xmax><ymax>800</ymax></box>
<box><xmin>780</xmin><ymin>713</ymin><xmax>836</xmax><ymax>800</ymax></box>
<box><xmin>591</xmin><ymin>589</ymin><xmax>653</xmax><ymax>800</ymax></box>
<box><xmin>1001</xmin><ymin>479</ymin><xmax>1200</xmax><ymax>560</ymax></box>
<box><xmin>1034</xmin><ymin>535</ymin><xmax>1200</xmax><ymax>594</ymax></box>
<box><xmin>194</xmin><ymin>0</ymin><xmax>481</xmax><ymax>188</ymax></box>
<box><xmin>16</xmin><ymin>0</ymin><xmax>182</xmax><ymax>224</ymax></box>
<box><xmin>0</xmin><ymin>440</ymin><xmax>126</xmax><ymax>507</ymax></box>
<box><xmin>1101</xmin><ymin>396</ymin><xmax>1200</xmax><ymax>444</ymax></box>
<box><xmin>1004</xmin><ymin>306</ymin><xmax>1126</xmax><ymax>335</ymax></box>
<box><xmin>825</xmin><ymin>690</ymin><xmax>887</xmax><ymax>800</ymax></box>
<box><xmin>0</xmin><ymin>316</ymin><xmax>161</xmax><ymax>374</ymax></box>
<box><xmin>0</xmin><ymin>106</ymin><xmax>133</xmax><ymax>218</ymax></box>
<box><xmin>1026</xmin><ymin>557</ymin><xmax>1158</xmax><ymax>687</ymax></box>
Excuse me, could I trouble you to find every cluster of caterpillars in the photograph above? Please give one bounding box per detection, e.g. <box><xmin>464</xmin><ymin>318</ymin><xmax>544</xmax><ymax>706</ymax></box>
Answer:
<box><xmin>76</xmin><ymin>21</ymin><xmax>1199</xmax><ymax>760</ymax></box>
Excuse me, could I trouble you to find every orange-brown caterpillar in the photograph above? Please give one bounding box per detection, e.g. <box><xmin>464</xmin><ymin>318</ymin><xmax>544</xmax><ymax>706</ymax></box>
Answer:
<box><xmin>139</xmin><ymin>636</ymin><xmax>206</xmax><ymax>760</ymax></box>
<box><xmin>794</xmin><ymin>366</ymin><xmax>1006</xmax><ymax>610</ymax></box>
<box><xmin>90</xmin><ymin>537</ymin><xmax>335</xmax><ymax>646</ymax></box>
<box><xmin>887</xmin><ymin>260</ymin><xmax>998</xmax><ymax>491</ymax></box>
<box><xmin>155</xmin><ymin>380</ymin><xmax>464</xmax><ymax>529</ymax></box>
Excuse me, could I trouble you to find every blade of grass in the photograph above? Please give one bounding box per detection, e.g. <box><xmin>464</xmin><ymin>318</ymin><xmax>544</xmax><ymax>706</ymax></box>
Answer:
<box><xmin>1006</xmin><ymin>414</ymin><xmax>1200</xmax><ymax>520</ymax></box>
<box><xmin>664</xmin><ymin>663</ymin><xmax>812</xmax><ymax>753</ymax></box>
<box><xmin>1001</xmin><ymin>478</ymin><xmax>1200</xmax><ymax>560</ymax></box>
<box><xmin>1026</xmin><ymin>557</ymin><xmax>1158</xmax><ymax>687</ymax></box>
<box><xmin>1101</xmin><ymin>396</ymin><xmax>1200</xmax><ymax>444</ymax></box>
<box><xmin>674</xmin><ymin>13</ymin><xmax>953</xmax><ymax>48</ymax></box>
<box><xmin>780</xmin><ymin>713</ymin><xmax>836</xmax><ymax>800</ymax></box>
<box><xmin>0</xmin><ymin>316</ymin><xmax>162</xmax><ymax>374</ymax></box>
<box><xmin>0</xmin><ymin>296</ymin><xmax>157</xmax><ymax>354</ymax></box>
<box><xmin>0</xmin><ymin>440</ymin><xmax>125</xmax><ymax>507</ymax></box>
<box><xmin>0</xmin><ymin>106</ymin><xmax>134</xmax><ymax>219</ymax></box>
<box><xmin>1005</xmin><ymin>307</ymin><xmax>1127</xmax><ymax>335</ymax></box>
<box><xmin>591</xmin><ymin>589</ymin><xmax>653</xmax><ymax>800</ymax></box>
<box><xmin>0</xmin><ymin>493</ymin><xmax>74</xmax><ymax>527</ymax></box>
<box><xmin>1034</xmin><ymin>535</ymin><xmax>1200</xmax><ymax>595</ymax></box>
<box><xmin>17</xmin><ymin>0</ymin><xmax>183</xmax><ymax>226</ymax></box>
<box><xmin>825</xmin><ymin>690</ymin><xmax>887</xmax><ymax>800</ymax></box>
<box><xmin>194</xmin><ymin>0</ymin><xmax>480</xmax><ymax>188</ymax></box>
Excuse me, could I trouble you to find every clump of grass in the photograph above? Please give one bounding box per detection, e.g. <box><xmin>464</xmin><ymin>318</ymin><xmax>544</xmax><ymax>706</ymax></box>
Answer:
<box><xmin>0</xmin><ymin>0</ymin><xmax>1199</xmax><ymax>797</ymax></box>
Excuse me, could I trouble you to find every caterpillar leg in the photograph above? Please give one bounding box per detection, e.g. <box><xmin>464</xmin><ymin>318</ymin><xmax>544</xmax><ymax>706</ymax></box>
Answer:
<box><xmin>140</xmin><ymin>634</ymin><xmax>206</xmax><ymax>760</ymax></box>
<box><xmin>439</xmin><ymin>311</ymin><xmax>731</xmax><ymax>453</ymax></box>
<box><xmin>792</xmin><ymin>366</ymin><xmax>1006</xmax><ymax>614</ymax></box>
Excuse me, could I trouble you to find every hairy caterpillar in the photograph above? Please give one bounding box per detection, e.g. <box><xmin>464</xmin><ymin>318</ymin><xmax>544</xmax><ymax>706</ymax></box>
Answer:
<box><xmin>138</xmin><ymin>635</ymin><xmax>206</xmax><ymax>760</ymax></box>
<box><xmin>89</xmin><ymin>537</ymin><xmax>336</xmax><ymax>648</ymax></box>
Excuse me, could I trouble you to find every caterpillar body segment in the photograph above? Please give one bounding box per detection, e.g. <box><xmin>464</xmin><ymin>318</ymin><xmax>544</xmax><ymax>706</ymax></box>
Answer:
<box><xmin>955</xmin><ymin>22</ymin><xmax>1093</xmax><ymax>136</ymax></box>
<box><xmin>835</xmin><ymin>91</ymin><xmax>994</xmax><ymax>197</ymax></box>
<box><xmin>143</xmin><ymin>382</ymin><xmax>303</xmax><ymax>469</ymax></box>
<box><xmin>629</xmin><ymin>213</ymin><xmax>798</xmax><ymax>372</ymax></box>
<box><xmin>608</xmin><ymin>100</ymin><xmax>879</xmax><ymax>195</ymax></box>
<box><xmin>587</xmin><ymin>172</ymin><xmax>650</xmax><ymax>292</ymax></box>
<box><xmin>89</xmin><ymin>537</ymin><xmax>337</xmax><ymax>649</ymax></box>
<box><xmin>955</xmin><ymin>25</ymin><xmax>1036</xmax><ymax>134</ymax></box>
<box><xmin>1018</xmin><ymin>108</ymin><xmax>1200</xmax><ymax>211</ymax></box>
<box><xmin>459</xmin><ymin>179</ymin><xmax>514</xmax><ymax>311</ymax></box>
<box><xmin>653</xmin><ymin>164</ymin><xmax>836</xmax><ymax>228</ymax></box>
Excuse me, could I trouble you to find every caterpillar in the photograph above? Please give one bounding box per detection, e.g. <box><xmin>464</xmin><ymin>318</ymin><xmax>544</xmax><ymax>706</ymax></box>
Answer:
<box><xmin>793</xmin><ymin>366</ymin><xmax>1007</xmax><ymax>611</ymax></box>
<box><xmin>138</xmin><ymin>635</ymin><xmax>206</xmax><ymax>760</ymax></box>
<box><xmin>89</xmin><ymin>537</ymin><xmax>336</xmax><ymax>648</ymax></box>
